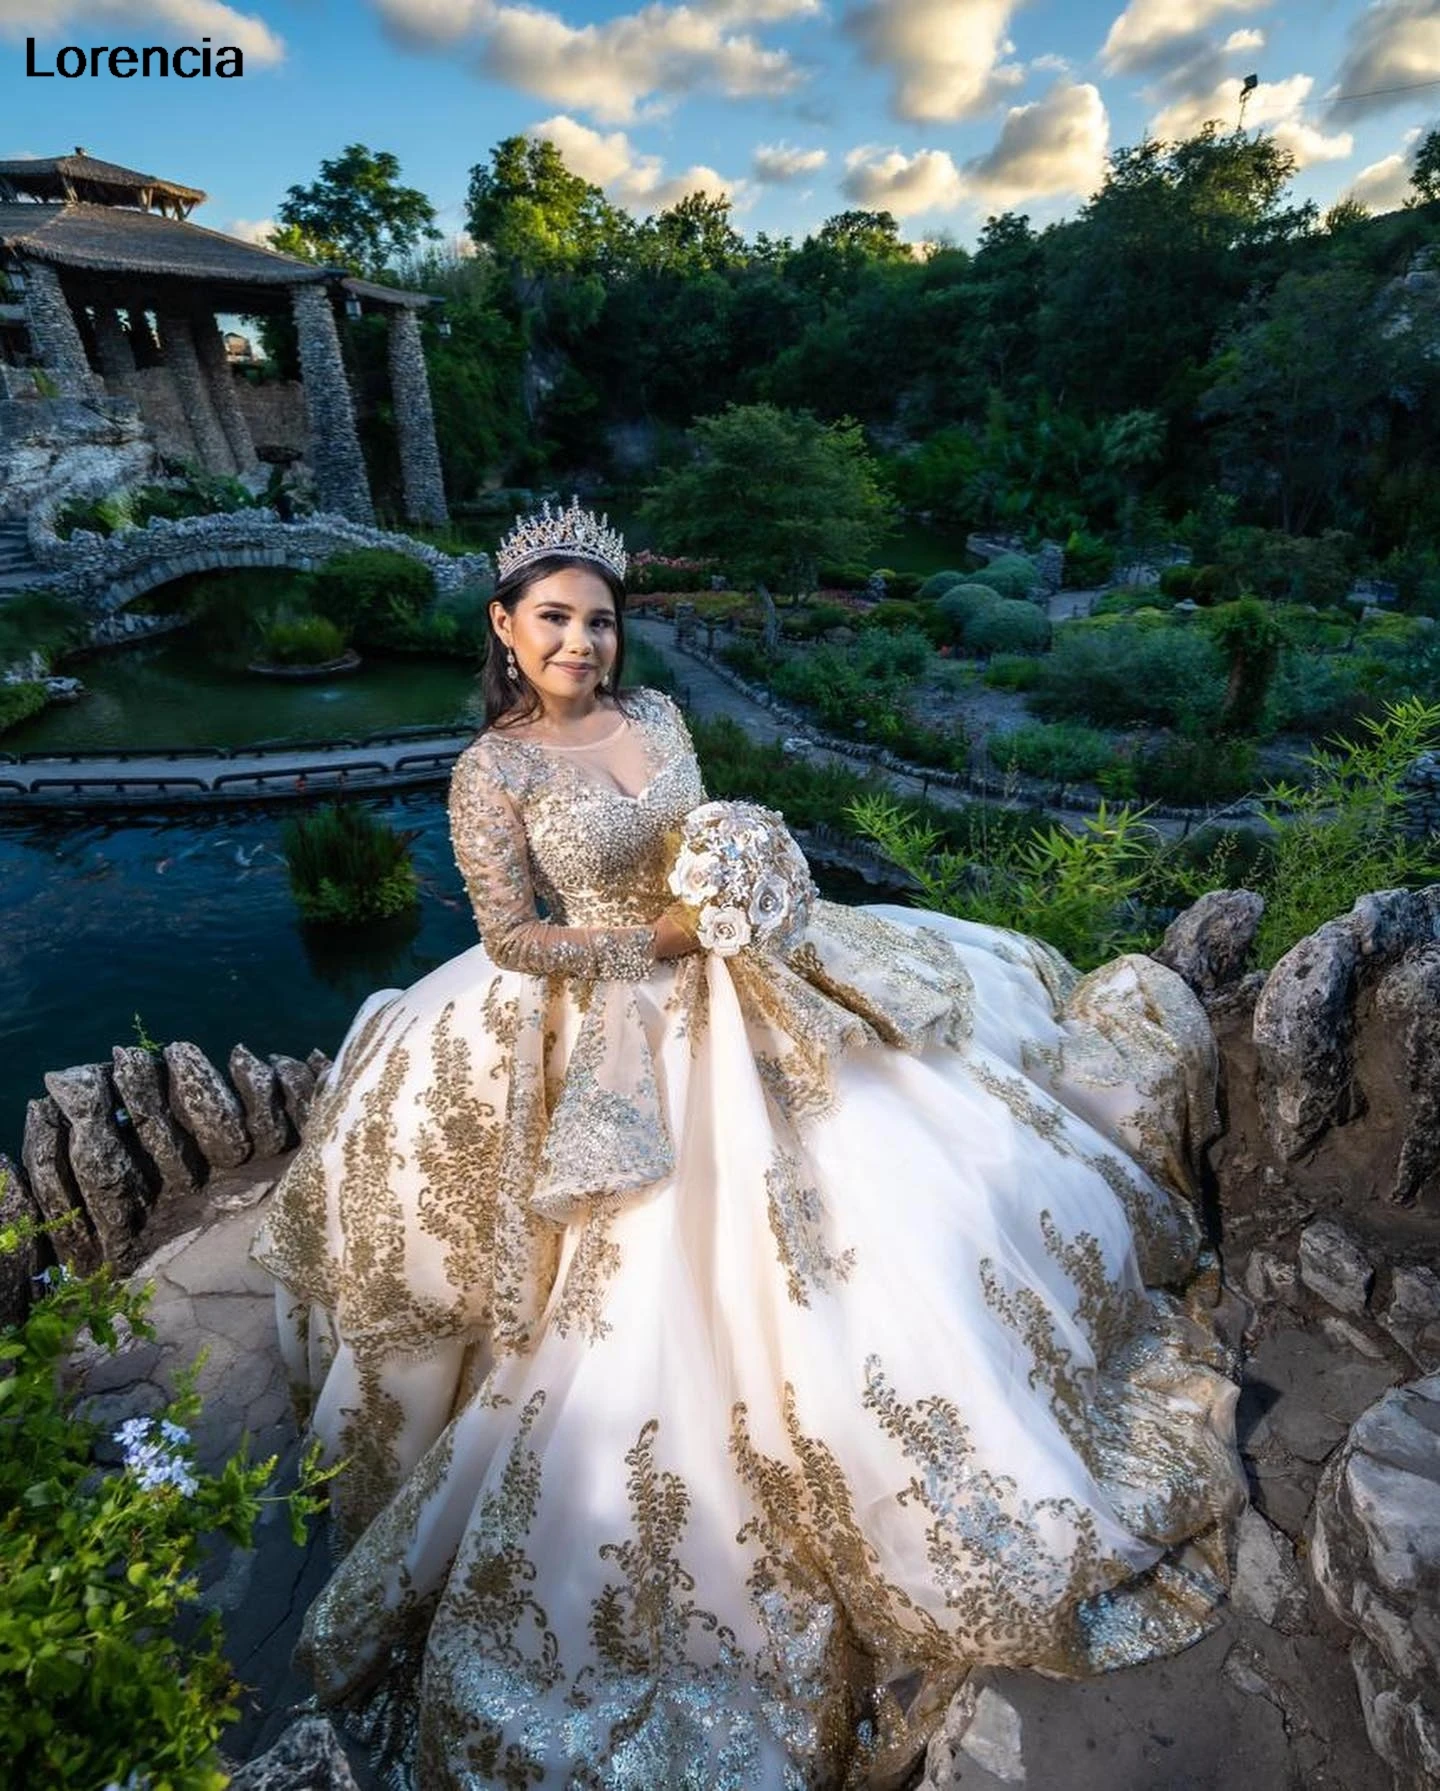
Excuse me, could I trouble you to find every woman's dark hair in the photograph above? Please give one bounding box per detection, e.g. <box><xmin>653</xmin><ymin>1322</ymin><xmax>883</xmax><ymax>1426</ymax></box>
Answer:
<box><xmin>478</xmin><ymin>551</ymin><xmax>636</xmax><ymax>732</ymax></box>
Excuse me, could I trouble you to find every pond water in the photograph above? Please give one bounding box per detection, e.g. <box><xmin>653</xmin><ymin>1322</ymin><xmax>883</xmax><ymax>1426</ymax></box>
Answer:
<box><xmin>1</xmin><ymin>797</ymin><xmax>895</xmax><ymax>1157</ymax></box>
<box><xmin>6</xmin><ymin>636</ymin><xmax>480</xmax><ymax>753</ymax></box>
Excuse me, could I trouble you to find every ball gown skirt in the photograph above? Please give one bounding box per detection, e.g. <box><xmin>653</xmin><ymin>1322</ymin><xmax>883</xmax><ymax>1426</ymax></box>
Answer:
<box><xmin>250</xmin><ymin>688</ymin><xmax>1245</xmax><ymax>1790</ymax></box>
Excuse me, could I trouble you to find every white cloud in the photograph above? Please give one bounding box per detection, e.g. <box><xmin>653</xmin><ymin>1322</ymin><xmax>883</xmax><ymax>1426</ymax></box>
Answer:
<box><xmin>1153</xmin><ymin>72</ymin><xmax>1353</xmax><ymax>165</ymax></box>
<box><xmin>752</xmin><ymin>142</ymin><xmax>828</xmax><ymax>182</ymax></box>
<box><xmin>527</xmin><ymin>115</ymin><xmax>738</xmax><ymax>213</ymax></box>
<box><xmin>373</xmin><ymin>0</ymin><xmax>813</xmax><ymax>123</ymax></box>
<box><xmin>1326</xmin><ymin>0</ymin><xmax>1440</xmax><ymax>123</ymax></box>
<box><xmin>222</xmin><ymin>216</ymin><xmax>277</xmax><ymax>245</ymax></box>
<box><xmin>1344</xmin><ymin>128</ymin><xmax>1425</xmax><ymax>211</ymax></box>
<box><xmin>1224</xmin><ymin>27</ymin><xmax>1264</xmax><ymax>51</ymax></box>
<box><xmin>843</xmin><ymin>0</ymin><xmax>1024</xmax><ymax>123</ymax></box>
<box><xmin>1102</xmin><ymin>0</ymin><xmax>1271</xmax><ymax>76</ymax></box>
<box><xmin>966</xmin><ymin>78</ymin><xmax>1109</xmax><ymax>203</ymax></box>
<box><xmin>840</xmin><ymin>145</ymin><xmax>966</xmax><ymax>217</ymax></box>
<box><xmin>0</xmin><ymin>0</ymin><xmax>286</xmax><ymax>62</ymax></box>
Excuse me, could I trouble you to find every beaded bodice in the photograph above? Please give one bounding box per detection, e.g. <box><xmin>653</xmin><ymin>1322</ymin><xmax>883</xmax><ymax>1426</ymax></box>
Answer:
<box><xmin>448</xmin><ymin>688</ymin><xmax>706</xmax><ymax>979</ymax></box>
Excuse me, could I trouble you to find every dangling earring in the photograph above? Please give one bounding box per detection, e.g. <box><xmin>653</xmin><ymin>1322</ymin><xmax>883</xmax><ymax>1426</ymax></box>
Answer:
<box><xmin>598</xmin><ymin>670</ymin><xmax>610</xmax><ymax>691</ymax></box>
<box><xmin>505</xmin><ymin>647</ymin><xmax>519</xmax><ymax>682</ymax></box>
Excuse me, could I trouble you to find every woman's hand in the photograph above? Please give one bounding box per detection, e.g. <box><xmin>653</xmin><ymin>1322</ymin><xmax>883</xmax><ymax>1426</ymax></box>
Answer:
<box><xmin>652</xmin><ymin>904</ymin><xmax>702</xmax><ymax>960</ymax></box>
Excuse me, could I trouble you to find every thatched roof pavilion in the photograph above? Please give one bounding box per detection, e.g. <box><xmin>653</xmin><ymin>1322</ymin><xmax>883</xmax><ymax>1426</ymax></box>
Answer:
<box><xmin>0</xmin><ymin>151</ymin><xmax>446</xmax><ymax>525</ymax></box>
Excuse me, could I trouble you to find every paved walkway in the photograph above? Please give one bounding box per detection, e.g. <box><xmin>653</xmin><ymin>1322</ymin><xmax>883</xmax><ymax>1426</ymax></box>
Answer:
<box><xmin>78</xmin><ymin>1168</ymin><xmax>1386</xmax><ymax>1789</ymax></box>
<box><xmin>0</xmin><ymin>731</ymin><xmax>471</xmax><ymax>809</ymax></box>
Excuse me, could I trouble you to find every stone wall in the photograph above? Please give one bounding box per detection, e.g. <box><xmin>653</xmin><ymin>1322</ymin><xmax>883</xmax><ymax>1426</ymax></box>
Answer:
<box><xmin>127</xmin><ymin>364</ymin><xmax>200</xmax><ymax>462</ymax></box>
<box><xmin>233</xmin><ymin>379</ymin><xmax>308</xmax><ymax>459</ymax></box>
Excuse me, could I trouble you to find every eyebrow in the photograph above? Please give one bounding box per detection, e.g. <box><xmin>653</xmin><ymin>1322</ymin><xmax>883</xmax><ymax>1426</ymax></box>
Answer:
<box><xmin>532</xmin><ymin>600</ymin><xmax>616</xmax><ymax>616</ymax></box>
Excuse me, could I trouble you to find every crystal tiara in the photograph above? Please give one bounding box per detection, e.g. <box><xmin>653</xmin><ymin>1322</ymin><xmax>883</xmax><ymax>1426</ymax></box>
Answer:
<box><xmin>495</xmin><ymin>496</ymin><xmax>628</xmax><ymax>583</ymax></box>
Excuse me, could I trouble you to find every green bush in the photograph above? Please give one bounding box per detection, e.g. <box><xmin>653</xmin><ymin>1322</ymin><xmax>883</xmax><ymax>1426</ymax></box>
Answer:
<box><xmin>935</xmin><ymin>584</ymin><xmax>1004</xmax><ymax>646</ymax></box>
<box><xmin>1134</xmin><ymin>735</ymin><xmax>1257</xmax><ymax>805</ymax></box>
<box><xmin>0</xmin><ymin>590</ymin><xmax>86</xmax><ymax>669</ymax></box>
<box><xmin>966</xmin><ymin>599</ymin><xmax>1051</xmax><ymax>656</ymax></box>
<box><xmin>917</xmin><ymin>569</ymin><xmax>967</xmax><ymax>602</ymax></box>
<box><xmin>1094</xmin><ymin>585</ymin><xmax>1178</xmax><ymax>616</ymax></box>
<box><xmin>1031</xmin><ymin>622</ymin><xmax>1227</xmax><ymax>731</ymax></box>
<box><xmin>256</xmin><ymin>615</ymin><xmax>347</xmax><ymax>667</ymax></box>
<box><xmin>0</xmin><ymin>680</ymin><xmax>50</xmax><ymax>735</ymax></box>
<box><xmin>816</xmin><ymin>565</ymin><xmax>870</xmax><ymax>590</ymax></box>
<box><xmin>1158</xmin><ymin>564</ymin><xmax>1200</xmax><ymax>601</ymax></box>
<box><xmin>770</xmin><ymin>629</ymin><xmax>929</xmax><ymax>733</ymax></box>
<box><xmin>983</xmin><ymin>654</ymin><xmax>1044</xmax><ymax>692</ymax></box>
<box><xmin>719</xmin><ymin>637</ymin><xmax>773</xmax><ymax>682</ymax></box>
<box><xmin>860</xmin><ymin>599</ymin><xmax>929</xmax><ymax>635</ymax></box>
<box><xmin>309</xmin><ymin>549</ymin><xmax>436</xmax><ymax>650</ymax></box>
<box><xmin>281</xmin><ymin>802</ymin><xmax>421</xmax><ymax>924</ymax></box>
<box><xmin>0</xmin><ymin>1197</ymin><xmax>333</xmax><ymax>1790</ymax></box>
<box><xmin>1063</xmin><ymin>530</ymin><xmax>1115</xmax><ymax>588</ymax></box>
<box><xmin>988</xmin><ymin>722</ymin><xmax>1120</xmax><ymax>783</ymax></box>
<box><xmin>894</xmin><ymin>719</ymin><xmax>971</xmax><ymax>773</ymax></box>
<box><xmin>971</xmin><ymin>553</ymin><xmax>1038</xmax><ymax>601</ymax></box>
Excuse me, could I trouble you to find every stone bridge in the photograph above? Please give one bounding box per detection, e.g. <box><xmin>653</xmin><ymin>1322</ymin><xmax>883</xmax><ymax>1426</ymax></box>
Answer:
<box><xmin>27</xmin><ymin>505</ymin><xmax>491</xmax><ymax>614</ymax></box>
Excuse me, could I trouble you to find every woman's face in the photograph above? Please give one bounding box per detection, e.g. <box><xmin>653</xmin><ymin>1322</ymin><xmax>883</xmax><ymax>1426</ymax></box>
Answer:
<box><xmin>491</xmin><ymin>566</ymin><xmax>619</xmax><ymax>705</ymax></box>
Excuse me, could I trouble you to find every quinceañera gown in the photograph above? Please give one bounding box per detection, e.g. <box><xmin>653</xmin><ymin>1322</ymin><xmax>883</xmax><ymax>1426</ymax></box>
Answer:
<box><xmin>251</xmin><ymin>685</ymin><xmax>1244</xmax><ymax>1790</ymax></box>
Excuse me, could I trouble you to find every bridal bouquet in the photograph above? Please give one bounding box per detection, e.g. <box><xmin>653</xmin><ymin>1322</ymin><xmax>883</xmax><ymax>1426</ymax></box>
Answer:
<box><xmin>665</xmin><ymin>800</ymin><xmax>817</xmax><ymax>957</ymax></box>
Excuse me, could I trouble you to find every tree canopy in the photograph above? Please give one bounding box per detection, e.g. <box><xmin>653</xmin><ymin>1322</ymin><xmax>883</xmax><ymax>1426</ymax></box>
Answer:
<box><xmin>273</xmin><ymin>144</ymin><xmax>440</xmax><ymax>278</ymax></box>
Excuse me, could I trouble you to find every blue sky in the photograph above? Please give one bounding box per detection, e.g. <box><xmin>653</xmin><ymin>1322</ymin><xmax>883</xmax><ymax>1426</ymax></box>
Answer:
<box><xmin>2</xmin><ymin>0</ymin><xmax>1440</xmax><ymax>254</ymax></box>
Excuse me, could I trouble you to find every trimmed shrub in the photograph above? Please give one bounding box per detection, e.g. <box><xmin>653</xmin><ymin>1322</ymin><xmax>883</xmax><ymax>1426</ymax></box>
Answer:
<box><xmin>935</xmin><ymin>584</ymin><xmax>1004</xmax><ymax>646</ymax></box>
<box><xmin>988</xmin><ymin>722</ymin><xmax>1120</xmax><ymax>783</ymax></box>
<box><xmin>281</xmin><ymin>802</ymin><xmax>420</xmax><ymax>925</ymax></box>
<box><xmin>917</xmin><ymin>569</ymin><xmax>967</xmax><ymax>602</ymax></box>
<box><xmin>1094</xmin><ymin>585</ymin><xmax>1178</xmax><ymax>617</ymax></box>
<box><xmin>967</xmin><ymin>599</ymin><xmax>1051</xmax><ymax>656</ymax></box>
<box><xmin>0</xmin><ymin>680</ymin><xmax>48</xmax><ymax>735</ymax></box>
<box><xmin>971</xmin><ymin>553</ymin><xmax>1038</xmax><ymax>601</ymax></box>
<box><xmin>860</xmin><ymin>599</ymin><xmax>929</xmax><ymax>635</ymax></box>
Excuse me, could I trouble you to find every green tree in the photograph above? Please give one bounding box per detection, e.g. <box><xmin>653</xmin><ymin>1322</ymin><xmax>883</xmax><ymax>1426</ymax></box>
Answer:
<box><xmin>466</xmin><ymin>136</ymin><xmax>629</xmax><ymax>275</ymax></box>
<box><xmin>641</xmin><ymin>403</ymin><xmax>897</xmax><ymax>597</ymax></box>
<box><xmin>1410</xmin><ymin>128</ymin><xmax>1440</xmax><ymax>205</ymax></box>
<box><xmin>273</xmin><ymin>144</ymin><xmax>440</xmax><ymax>278</ymax></box>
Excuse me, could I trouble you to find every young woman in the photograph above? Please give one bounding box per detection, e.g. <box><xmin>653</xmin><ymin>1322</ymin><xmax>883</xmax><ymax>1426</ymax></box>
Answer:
<box><xmin>253</xmin><ymin>500</ymin><xmax>1243</xmax><ymax>1790</ymax></box>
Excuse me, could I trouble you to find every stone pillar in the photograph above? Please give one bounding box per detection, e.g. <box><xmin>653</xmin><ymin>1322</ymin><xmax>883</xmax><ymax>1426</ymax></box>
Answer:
<box><xmin>158</xmin><ymin>311</ymin><xmax>237</xmax><ymax>473</ymax></box>
<box><xmin>290</xmin><ymin>282</ymin><xmax>374</xmax><ymax>524</ymax></box>
<box><xmin>91</xmin><ymin>305</ymin><xmax>138</xmax><ymax>392</ymax></box>
<box><xmin>194</xmin><ymin>313</ymin><xmax>260</xmax><ymax>476</ymax></box>
<box><xmin>19</xmin><ymin>259</ymin><xmax>101</xmax><ymax>395</ymax></box>
<box><xmin>387</xmin><ymin>306</ymin><xmax>448</xmax><ymax>526</ymax></box>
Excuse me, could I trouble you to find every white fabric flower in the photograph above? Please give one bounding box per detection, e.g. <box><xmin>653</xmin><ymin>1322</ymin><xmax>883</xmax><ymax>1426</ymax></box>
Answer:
<box><xmin>747</xmin><ymin>873</ymin><xmax>791</xmax><ymax>931</ymax></box>
<box><xmin>668</xmin><ymin>848</ymin><xmax>722</xmax><ymax>903</ymax></box>
<box><xmin>697</xmin><ymin>905</ymin><xmax>753</xmax><ymax>955</ymax></box>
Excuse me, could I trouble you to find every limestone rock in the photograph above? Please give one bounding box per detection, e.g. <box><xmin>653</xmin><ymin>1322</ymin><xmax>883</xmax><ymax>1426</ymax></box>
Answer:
<box><xmin>960</xmin><ymin>1685</ymin><xmax>1026</xmax><ymax>1783</ymax></box>
<box><xmin>305</xmin><ymin>1047</ymin><xmax>334</xmax><ymax>1089</ymax></box>
<box><xmin>225</xmin><ymin>1716</ymin><xmax>359</xmax><ymax>1790</ymax></box>
<box><xmin>20</xmin><ymin>1094</ymin><xmax>102</xmax><ymax>1274</ymax></box>
<box><xmin>228</xmin><ymin>1044</ymin><xmax>293</xmax><ymax>1157</ymax></box>
<box><xmin>1380</xmin><ymin>1265</ymin><xmax>1440</xmax><ymax>1370</ymax></box>
<box><xmin>268</xmin><ymin>1053</ymin><xmax>317</xmax><ymax>1134</ymax></box>
<box><xmin>1244</xmin><ymin>1248</ymin><xmax>1300</xmax><ymax>1309</ymax></box>
<box><xmin>1373</xmin><ymin>946</ymin><xmax>1440</xmax><ymax>1204</ymax></box>
<box><xmin>1231</xmin><ymin>1505</ymin><xmax>1309</xmax><ymax>1632</ymax></box>
<box><xmin>1310</xmin><ymin>1374</ymin><xmax>1440</xmax><ymax>1789</ymax></box>
<box><xmin>1155</xmin><ymin>888</ymin><xmax>1265</xmax><ymax>997</ymax></box>
<box><xmin>1299</xmin><ymin>1220</ymin><xmax>1375</xmax><ymax>1317</ymax></box>
<box><xmin>1253</xmin><ymin>919</ymin><xmax>1359</xmax><ymax>1160</ymax></box>
<box><xmin>0</xmin><ymin>1152</ymin><xmax>41</xmax><ymax>1325</ymax></box>
<box><xmin>163</xmin><ymin>1042</ymin><xmax>251</xmax><ymax>1170</ymax></box>
<box><xmin>42</xmin><ymin>1064</ymin><xmax>150</xmax><ymax>1265</ymax></box>
<box><xmin>111</xmin><ymin>1044</ymin><xmax>204</xmax><ymax>1195</ymax></box>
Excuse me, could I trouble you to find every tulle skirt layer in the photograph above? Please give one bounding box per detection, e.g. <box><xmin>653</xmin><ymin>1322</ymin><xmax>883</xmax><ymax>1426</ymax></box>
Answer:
<box><xmin>251</xmin><ymin>903</ymin><xmax>1244</xmax><ymax>1790</ymax></box>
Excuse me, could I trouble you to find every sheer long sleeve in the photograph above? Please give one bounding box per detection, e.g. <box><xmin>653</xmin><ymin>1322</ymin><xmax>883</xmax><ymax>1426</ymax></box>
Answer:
<box><xmin>449</xmin><ymin>748</ymin><xmax>659</xmax><ymax>981</ymax></box>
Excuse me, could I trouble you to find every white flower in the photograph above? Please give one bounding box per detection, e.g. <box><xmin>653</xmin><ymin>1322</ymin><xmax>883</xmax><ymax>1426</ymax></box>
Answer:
<box><xmin>747</xmin><ymin>873</ymin><xmax>791</xmax><ymax>932</ymax></box>
<box><xmin>668</xmin><ymin>848</ymin><xmax>722</xmax><ymax>903</ymax></box>
<box><xmin>696</xmin><ymin>904</ymin><xmax>753</xmax><ymax>955</ymax></box>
